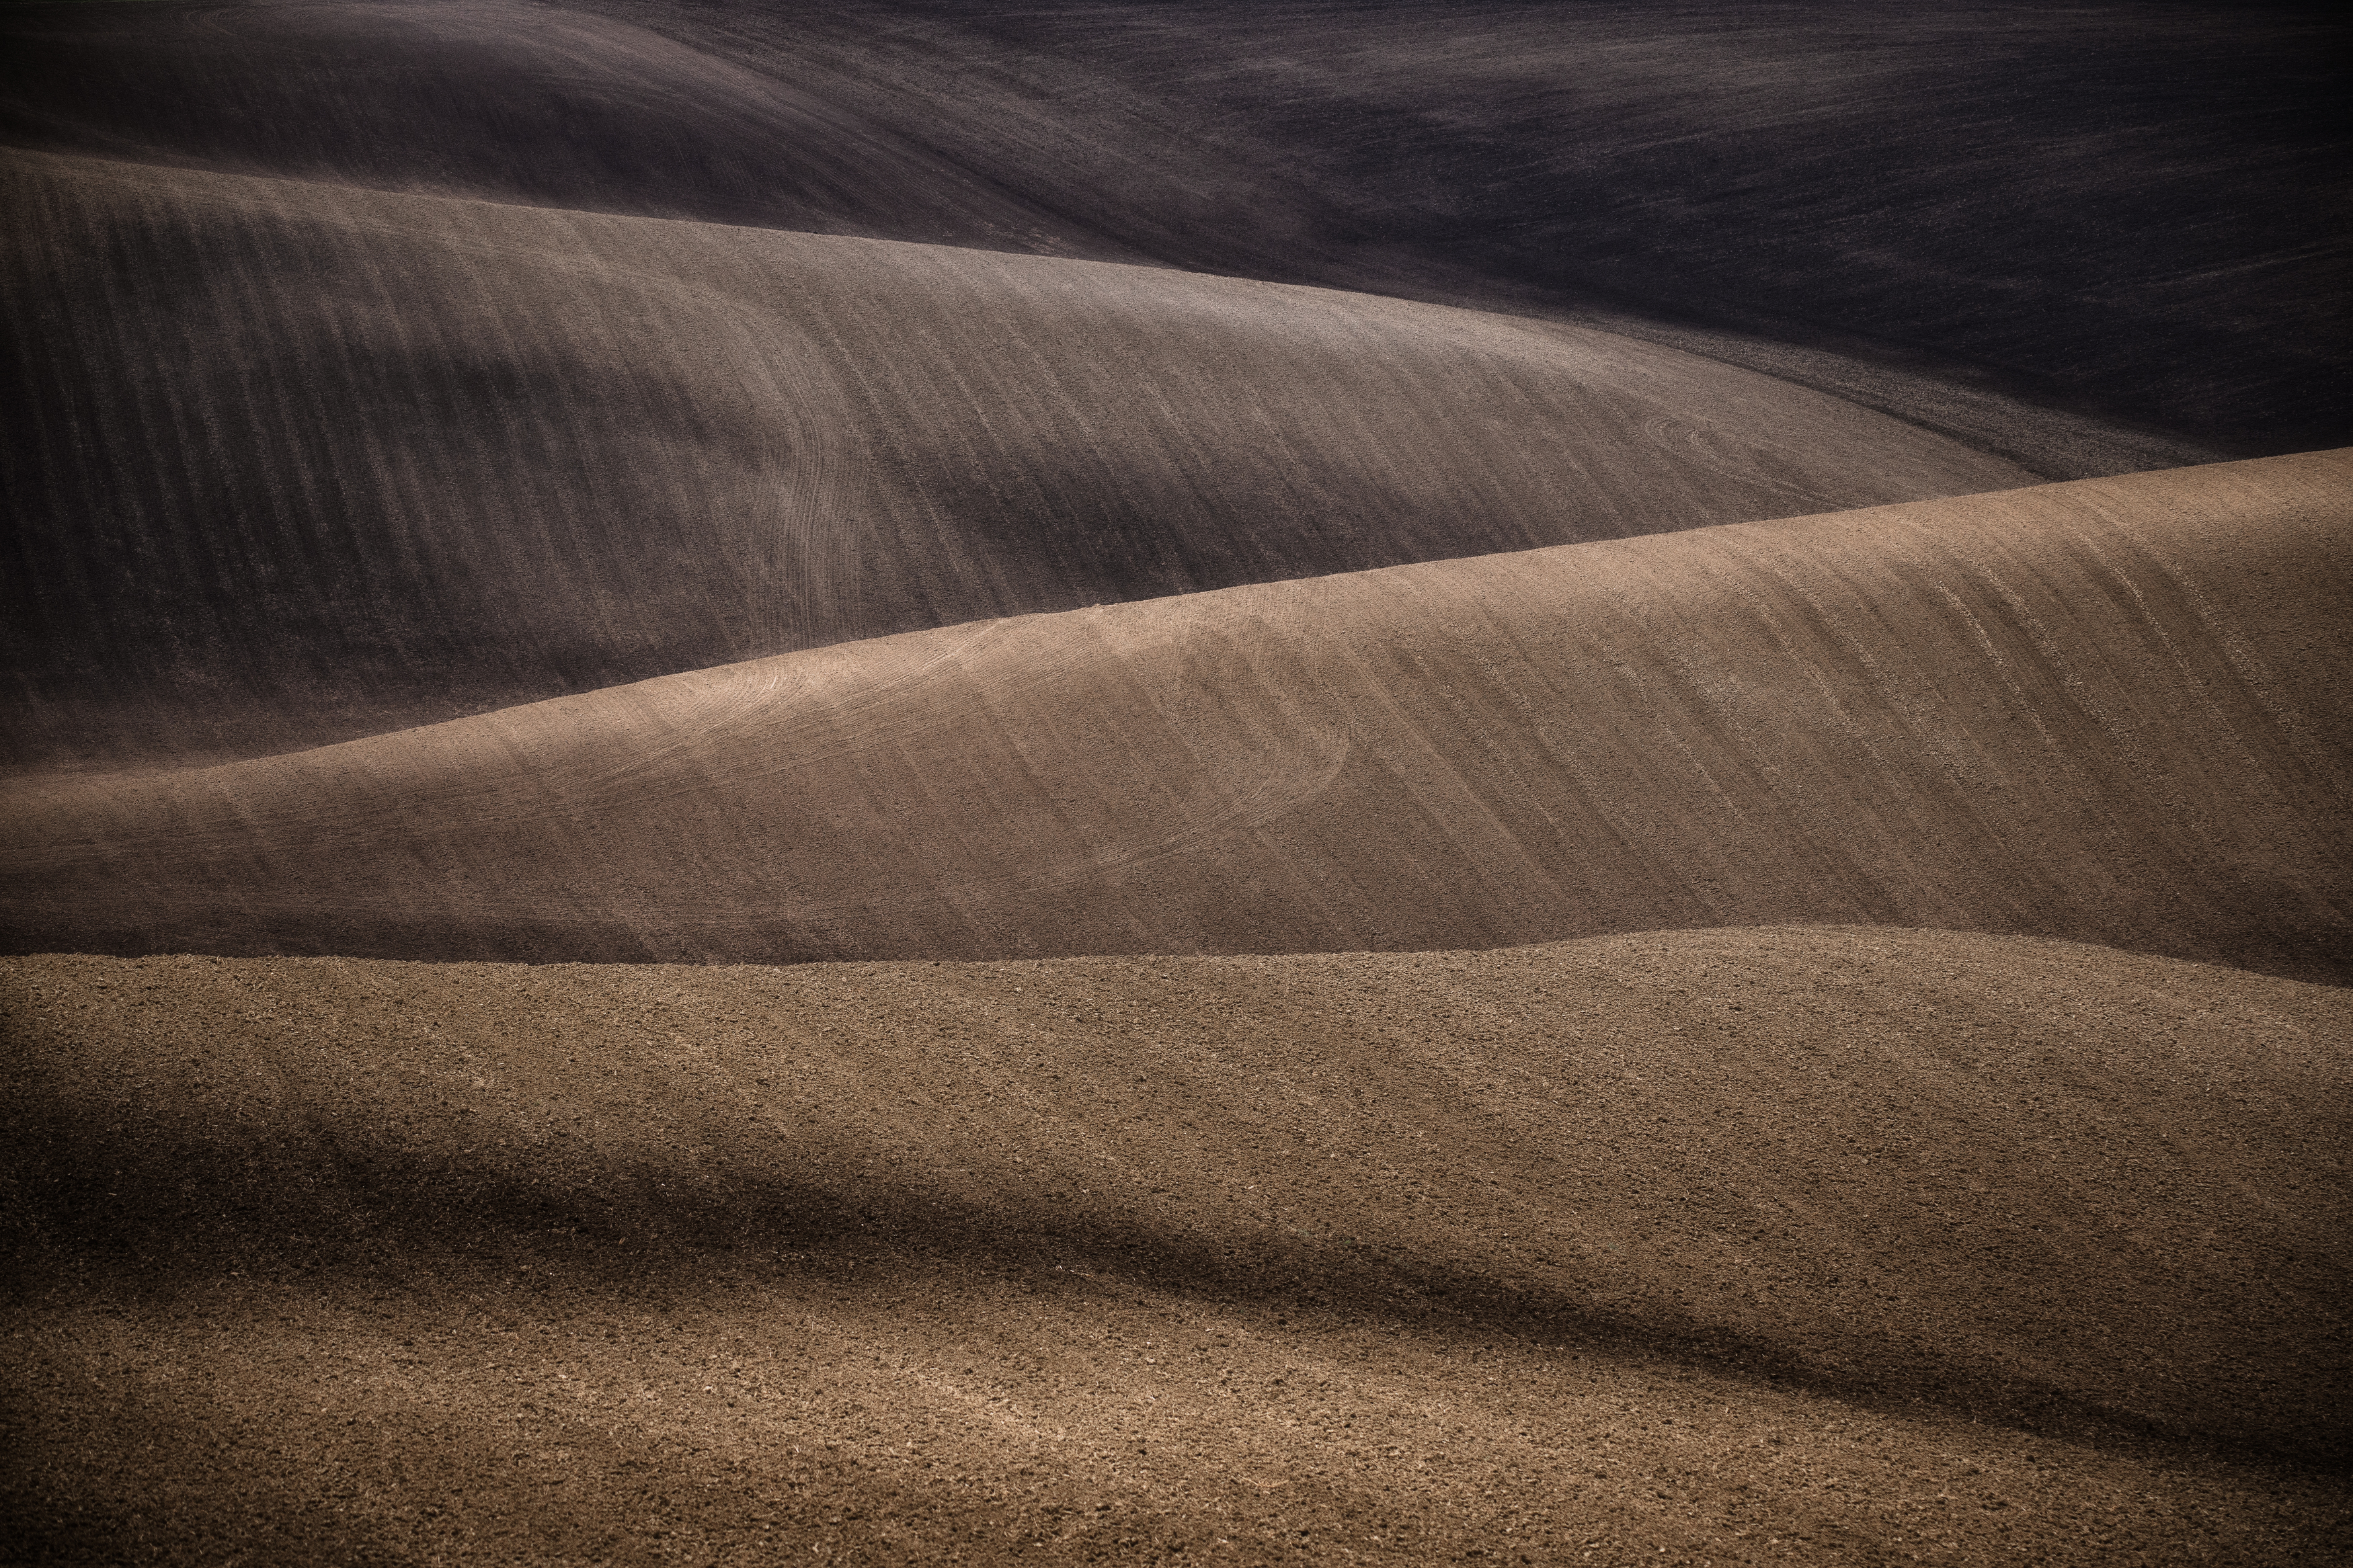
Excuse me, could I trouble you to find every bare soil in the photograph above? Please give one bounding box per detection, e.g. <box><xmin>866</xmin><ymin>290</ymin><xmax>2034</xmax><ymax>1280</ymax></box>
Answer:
<box><xmin>5</xmin><ymin>1</ymin><xmax>2342</xmax><ymax>458</ymax></box>
<box><xmin>10</xmin><ymin>451</ymin><xmax>2346</xmax><ymax>981</ymax></box>
<box><xmin>5</xmin><ymin>9</ymin><xmax>2347</xmax><ymax>1565</ymax></box>
<box><xmin>0</xmin><ymin>145</ymin><xmax>2029</xmax><ymax>772</ymax></box>
<box><xmin>6</xmin><ymin>926</ymin><xmax>2348</xmax><ymax>1564</ymax></box>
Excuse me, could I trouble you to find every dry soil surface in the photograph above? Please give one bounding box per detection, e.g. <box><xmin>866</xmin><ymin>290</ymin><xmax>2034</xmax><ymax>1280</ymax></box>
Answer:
<box><xmin>5</xmin><ymin>8</ymin><xmax>2348</xmax><ymax>1566</ymax></box>
<box><xmin>5</xmin><ymin>926</ymin><xmax>2349</xmax><ymax>1565</ymax></box>
<box><xmin>1</xmin><ymin>145</ymin><xmax>2032</xmax><ymax>772</ymax></box>
<box><xmin>9</xmin><ymin>450</ymin><xmax>2346</xmax><ymax>981</ymax></box>
<box><xmin>5</xmin><ymin>0</ymin><xmax>2342</xmax><ymax>460</ymax></box>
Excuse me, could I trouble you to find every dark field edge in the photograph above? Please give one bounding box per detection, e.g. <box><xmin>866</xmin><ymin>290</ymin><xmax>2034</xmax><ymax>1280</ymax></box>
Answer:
<box><xmin>8</xmin><ymin>0</ymin><xmax>2341</xmax><ymax>462</ymax></box>
<box><xmin>4</xmin><ymin>1079</ymin><xmax>2345</xmax><ymax>1481</ymax></box>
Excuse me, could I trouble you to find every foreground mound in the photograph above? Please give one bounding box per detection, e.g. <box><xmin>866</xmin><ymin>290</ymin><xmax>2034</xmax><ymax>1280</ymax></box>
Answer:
<box><xmin>1</xmin><ymin>146</ymin><xmax>2030</xmax><ymax>770</ymax></box>
<box><xmin>5</xmin><ymin>927</ymin><xmax>2348</xmax><ymax>1563</ymax></box>
<box><xmin>9</xmin><ymin>451</ymin><xmax>2346</xmax><ymax>979</ymax></box>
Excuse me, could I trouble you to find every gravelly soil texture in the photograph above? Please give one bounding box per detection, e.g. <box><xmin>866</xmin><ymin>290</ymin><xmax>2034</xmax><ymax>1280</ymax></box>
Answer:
<box><xmin>3</xmin><ymin>4</ymin><xmax>2347</xmax><ymax>1565</ymax></box>
<box><xmin>5</xmin><ymin>929</ymin><xmax>2350</xmax><ymax>1565</ymax></box>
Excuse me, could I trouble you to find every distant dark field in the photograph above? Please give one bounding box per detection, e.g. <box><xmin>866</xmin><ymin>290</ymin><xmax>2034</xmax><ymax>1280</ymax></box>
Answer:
<box><xmin>6</xmin><ymin>0</ymin><xmax>2348</xmax><ymax>771</ymax></box>
<box><xmin>3</xmin><ymin>4</ymin><xmax>2348</xmax><ymax>1566</ymax></box>
<box><xmin>5</xmin><ymin>1</ymin><xmax>2345</xmax><ymax>457</ymax></box>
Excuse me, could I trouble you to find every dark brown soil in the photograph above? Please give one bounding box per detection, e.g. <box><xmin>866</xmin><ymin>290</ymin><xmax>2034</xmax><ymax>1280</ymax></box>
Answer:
<box><xmin>7</xmin><ymin>1</ymin><xmax>2343</xmax><ymax>458</ymax></box>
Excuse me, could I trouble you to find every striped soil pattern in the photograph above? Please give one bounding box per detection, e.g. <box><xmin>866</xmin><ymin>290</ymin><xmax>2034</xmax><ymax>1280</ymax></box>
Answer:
<box><xmin>3</xmin><ymin>147</ymin><xmax>2033</xmax><ymax>772</ymax></box>
<box><xmin>9</xmin><ymin>450</ymin><xmax>2345</xmax><ymax>981</ymax></box>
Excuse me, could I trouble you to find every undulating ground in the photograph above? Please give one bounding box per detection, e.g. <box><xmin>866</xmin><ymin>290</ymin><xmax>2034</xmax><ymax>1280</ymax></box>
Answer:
<box><xmin>7</xmin><ymin>928</ymin><xmax>2351</xmax><ymax>1564</ymax></box>
<box><xmin>0</xmin><ymin>144</ymin><xmax>2032</xmax><ymax>771</ymax></box>
<box><xmin>3</xmin><ymin>3</ymin><xmax>2347</xmax><ymax>1565</ymax></box>
<box><xmin>7</xmin><ymin>450</ymin><xmax>2349</xmax><ymax>979</ymax></box>
<box><xmin>5</xmin><ymin>1</ymin><xmax>2344</xmax><ymax>462</ymax></box>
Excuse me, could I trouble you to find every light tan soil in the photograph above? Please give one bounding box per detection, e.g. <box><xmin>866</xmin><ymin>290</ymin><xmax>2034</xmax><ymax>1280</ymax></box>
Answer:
<box><xmin>11</xmin><ymin>450</ymin><xmax>2347</xmax><ymax>980</ymax></box>
<box><xmin>7</xmin><ymin>926</ymin><xmax>2347</xmax><ymax>1564</ymax></box>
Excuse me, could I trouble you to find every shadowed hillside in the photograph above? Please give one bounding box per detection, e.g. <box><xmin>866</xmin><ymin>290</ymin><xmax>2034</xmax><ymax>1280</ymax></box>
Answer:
<box><xmin>1</xmin><ymin>145</ymin><xmax>2032</xmax><ymax>772</ymax></box>
<box><xmin>9</xmin><ymin>450</ymin><xmax>2344</xmax><ymax>979</ymax></box>
<box><xmin>3</xmin><ymin>0</ymin><xmax>2342</xmax><ymax>465</ymax></box>
<box><xmin>5</xmin><ymin>927</ymin><xmax>2349</xmax><ymax>1563</ymax></box>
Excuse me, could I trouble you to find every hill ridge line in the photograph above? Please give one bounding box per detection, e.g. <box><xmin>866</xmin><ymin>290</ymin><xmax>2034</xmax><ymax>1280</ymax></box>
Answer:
<box><xmin>19</xmin><ymin>449</ymin><xmax>2317</xmax><ymax>785</ymax></box>
<box><xmin>7</xmin><ymin>448</ymin><xmax>2345</xmax><ymax>978</ymax></box>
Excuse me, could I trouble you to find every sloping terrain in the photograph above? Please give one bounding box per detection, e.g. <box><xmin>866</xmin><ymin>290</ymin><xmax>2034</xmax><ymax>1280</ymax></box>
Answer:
<box><xmin>1</xmin><ymin>145</ymin><xmax>2031</xmax><ymax>771</ymax></box>
<box><xmin>4</xmin><ymin>5</ymin><xmax>2349</xmax><ymax>1565</ymax></box>
<box><xmin>10</xmin><ymin>450</ymin><xmax>2345</xmax><ymax>979</ymax></box>
<box><xmin>2</xmin><ymin>1</ymin><xmax>2343</xmax><ymax>464</ymax></box>
<box><xmin>5</xmin><ymin>927</ymin><xmax>2350</xmax><ymax>1564</ymax></box>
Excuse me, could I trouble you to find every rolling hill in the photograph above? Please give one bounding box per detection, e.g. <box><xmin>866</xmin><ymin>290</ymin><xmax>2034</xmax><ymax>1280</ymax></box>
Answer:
<box><xmin>3</xmin><ymin>5</ymin><xmax>2348</xmax><ymax>1565</ymax></box>
<box><xmin>6</xmin><ymin>926</ymin><xmax>2350</xmax><ymax>1563</ymax></box>
<box><xmin>7</xmin><ymin>448</ymin><xmax>2345</xmax><ymax>979</ymax></box>
<box><xmin>2</xmin><ymin>144</ymin><xmax>2033</xmax><ymax>772</ymax></box>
